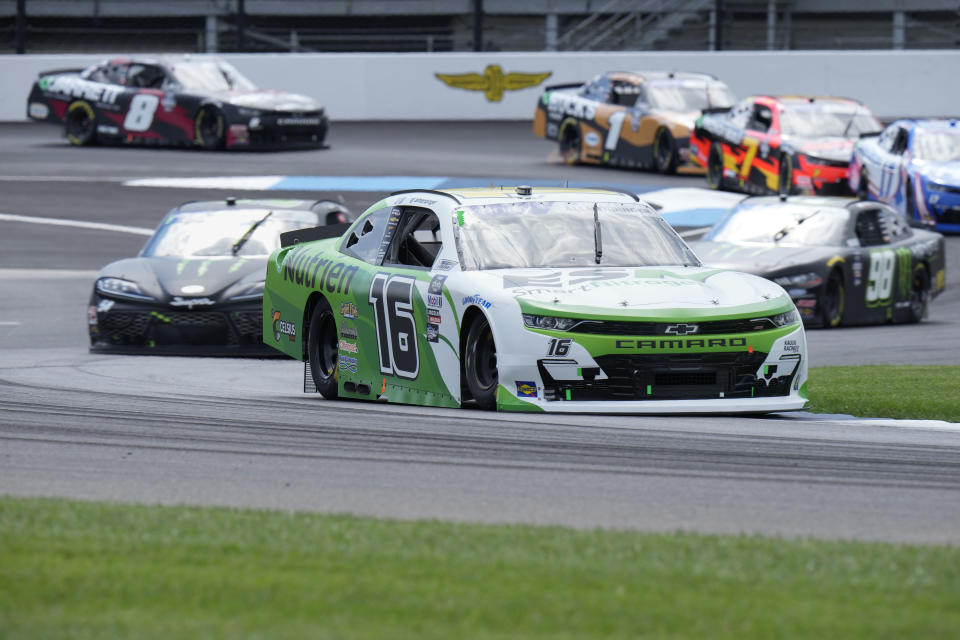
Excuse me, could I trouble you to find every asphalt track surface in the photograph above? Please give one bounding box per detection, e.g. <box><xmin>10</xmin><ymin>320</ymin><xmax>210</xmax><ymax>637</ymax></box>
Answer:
<box><xmin>1</xmin><ymin>121</ymin><xmax>959</xmax><ymax>543</ymax></box>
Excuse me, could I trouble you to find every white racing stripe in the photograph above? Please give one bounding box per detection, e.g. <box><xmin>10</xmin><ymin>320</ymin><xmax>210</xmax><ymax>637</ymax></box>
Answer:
<box><xmin>124</xmin><ymin>176</ymin><xmax>284</xmax><ymax>190</ymax></box>
<box><xmin>0</xmin><ymin>212</ymin><xmax>153</xmax><ymax>236</ymax></box>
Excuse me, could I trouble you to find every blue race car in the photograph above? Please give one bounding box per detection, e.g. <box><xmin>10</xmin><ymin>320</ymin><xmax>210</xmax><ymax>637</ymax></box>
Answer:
<box><xmin>849</xmin><ymin>119</ymin><xmax>960</xmax><ymax>233</ymax></box>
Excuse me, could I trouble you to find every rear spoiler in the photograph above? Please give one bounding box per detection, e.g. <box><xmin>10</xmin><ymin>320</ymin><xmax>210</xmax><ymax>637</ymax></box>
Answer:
<box><xmin>542</xmin><ymin>82</ymin><xmax>584</xmax><ymax>92</ymax></box>
<box><xmin>701</xmin><ymin>106</ymin><xmax>732</xmax><ymax>115</ymax></box>
<box><xmin>280</xmin><ymin>222</ymin><xmax>351</xmax><ymax>248</ymax></box>
<box><xmin>36</xmin><ymin>67</ymin><xmax>85</xmax><ymax>77</ymax></box>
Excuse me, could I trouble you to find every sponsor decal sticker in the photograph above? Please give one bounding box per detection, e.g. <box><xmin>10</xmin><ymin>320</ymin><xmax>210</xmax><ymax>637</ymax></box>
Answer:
<box><xmin>340</xmin><ymin>302</ymin><xmax>359</xmax><ymax>319</ymax></box>
<box><xmin>340</xmin><ymin>323</ymin><xmax>358</xmax><ymax>339</ymax></box>
<box><xmin>462</xmin><ymin>294</ymin><xmax>492</xmax><ymax>309</ymax></box>
<box><xmin>615</xmin><ymin>337</ymin><xmax>747</xmax><ymax>350</ymax></box>
<box><xmin>426</xmin><ymin>323</ymin><xmax>439</xmax><ymax>343</ymax></box>
<box><xmin>282</xmin><ymin>247</ymin><xmax>358</xmax><ymax>294</ymax></box>
<box><xmin>783</xmin><ymin>339</ymin><xmax>800</xmax><ymax>353</ymax></box>
<box><xmin>435</xmin><ymin>64</ymin><xmax>552</xmax><ymax>102</ymax></box>
<box><xmin>435</xmin><ymin>259</ymin><xmax>458</xmax><ymax>271</ymax></box>
<box><xmin>338</xmin><ymin>339</ymin><xmax>358</xmax><ymax>353</ymax></box>
<box><xmin>515</xmin><ymin>381</ymin><xmax>538</xmax><ymax>398</ymax></box>
<box><xmin>796</xmin><ymin>298</ymin><xmax>817</xmax><ymax>308</ymax></box>
<box><xmin>169</xmin><ymin>296</ymin><xmax>215</xmax><ymax>309</ymax></box>
<box><xmin>427</xmin><ymin>293</ymin><xmax>442</xmax><ymax>308</ymax></box>
<box><xmin>427</xmin><ymin>309</ymin><xmax>442</xmax><ymax>325</ymax></box>
<box><xmin>585</xmin><ymin>131</ymin><xmax>600</xmax><ymax>147</ymax></box>
<box><xmin>339</xmin><ymin>354</ymin><xmax>358</xmax><ymax>373</ymax></box>
<box><xmin>272</xmin><ymin>310</ymin><xmax>297</xmax><ymax>342</ymax></box>
<box><xmin>97</xmin><ymin>299</ymin><xmax>115</xmax><ymax>313</ymax></box>
<box><xmin>428</xmin><ymin>275</ymin><xmax>447</xmax><ymax>295</ymax></box>
<box><xmin>28</xmin><ymin>102</ymin><xmax>49</xmax><ymax>119</ymax></box>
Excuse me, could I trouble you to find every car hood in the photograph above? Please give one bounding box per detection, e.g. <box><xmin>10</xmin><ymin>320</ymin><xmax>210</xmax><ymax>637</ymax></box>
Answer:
<box><xmin>492</xmin><ymin>266</ymin><xmax>791</xmax><ymax>319</ymax></box>
<box><xmin>912</xmin><ymin>160</ymin><xmax>960</xmax><ymax>186</ymax></box>
<box><xmin>98</xmin><ymin>256</ymin><xmax>267</xmax><ymax>304</ymax></box>
<box><xmin>217</xmin><ymin>90</ymin><xmax>323</xmax><ymax>113</ymax></box>
<box><xmin>687</xmin><ymin>241</ymin><xmax>840</xmax><ymax>275</ymax></box>
<box><xmin>785</xmin><ymin>136</ymin><xmax>855</xmax><ymax>162</ymax></box>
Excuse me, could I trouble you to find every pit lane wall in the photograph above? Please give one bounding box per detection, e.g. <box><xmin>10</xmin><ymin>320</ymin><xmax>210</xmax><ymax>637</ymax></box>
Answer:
<box><xmin>3</xmin><ymin>50</ymin><xmax>958</xmax><ymax>122</ymax></box>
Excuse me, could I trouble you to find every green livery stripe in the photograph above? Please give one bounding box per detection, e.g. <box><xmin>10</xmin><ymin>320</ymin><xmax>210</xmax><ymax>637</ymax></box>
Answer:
<box><xmin>495</xmin><ymin>385</ymin><xmax>543</xmax><ymax>412</ymax></box>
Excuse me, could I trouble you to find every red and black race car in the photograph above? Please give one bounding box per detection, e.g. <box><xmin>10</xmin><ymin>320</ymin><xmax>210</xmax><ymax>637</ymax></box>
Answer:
<box><xmin>690</xmin><ymin>95</ymin><xmax>882</xmax><ymax>196</ymax></box>
<box><xmin>26</xmin><ymin>55</ymin><xmax>328</xmax><ymax>150</ymax></box>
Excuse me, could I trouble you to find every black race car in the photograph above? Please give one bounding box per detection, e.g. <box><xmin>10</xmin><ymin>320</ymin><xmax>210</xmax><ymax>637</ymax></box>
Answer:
<box><xmin>27</xmin><ymin>56</ymin><xmax>328</xmax><ymax>149</ymax></box>
<box><xmin>686</xmin><ymin>196</ymin><xmax>946</xmax><ymax>328</ymax></box>
<box><xmin>88</xmin><ymin>198</ymin><xmax>352</xmax><ymax>355</ymax></box>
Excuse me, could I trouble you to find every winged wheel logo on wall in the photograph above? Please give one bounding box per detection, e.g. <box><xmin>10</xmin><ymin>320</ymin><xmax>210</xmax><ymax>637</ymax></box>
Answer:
<box><xmin>435</xmin><ymin>64</ymin><xmax>552</xmax><ymax>102</ymax></box>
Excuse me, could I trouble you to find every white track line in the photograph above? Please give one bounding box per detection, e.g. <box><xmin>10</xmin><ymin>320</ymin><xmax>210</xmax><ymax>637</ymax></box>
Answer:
<box><xmin>0</xmin><ymin>268</ymin><xmax>100</xmax><ymax>279</ymax></box>
<box><xmin>0</xmin><ymin>212</ymin><xmax>153</xmax><ymax>236</ymax></box>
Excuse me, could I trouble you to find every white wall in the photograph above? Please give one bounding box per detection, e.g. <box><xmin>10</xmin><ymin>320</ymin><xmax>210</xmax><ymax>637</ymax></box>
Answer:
<box><xmin>4</xmin><ymin>50</ymin><xmax>958</xmax><ymax>123</ymax></box>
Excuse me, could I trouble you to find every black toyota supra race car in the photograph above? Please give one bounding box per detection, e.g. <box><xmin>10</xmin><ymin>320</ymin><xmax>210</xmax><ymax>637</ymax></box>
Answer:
<box><xmin>88</xmin><ymin>198</ymin><xmax>352</xmax><ymax>355</ymax></box>
<box><xmin>27</xmin><ymin>55</ymin><xmax>328</xmax><ymax>149</ymax></box>
<box><xmin>686</xmin><ymin>196</ymin><xmax>946</xmax><ymax>328</ymax></box>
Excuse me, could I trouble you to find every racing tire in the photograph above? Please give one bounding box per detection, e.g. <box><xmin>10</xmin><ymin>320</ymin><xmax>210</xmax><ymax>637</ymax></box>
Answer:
<box><xmin>705</xmin><ymin>143</ymin><xmax>725</xmax><ymax>190</ymax></box>
<box><xmin>856</xmin><ymin>168</ymin><xmax>870</xmax><ymax>200</ymax></box>
<box><xmin>819</xmin><ymin>270</ymin><xmax>845</xmax><ymax>328</ymax></box>
<box><xmin>778</xmin><ymin>155</ymin><xmax>794</xmax><ymax>197</ymax></box>
<box><xmin>558</xmin><ymin>119</ymin><xmax>581</xmax><ymax>165</ymax></box>
<box><xmin>195</xmin><ymin>106</ymin><xmax>226</xmax><ymax>149</ymax></box>
<box><xmin>653</xmin><ymin>128</ymin><xmax>678</xmax><ymax>174</ymax></box>
<box><xmin>65</xmin><ymin>100</ymin><xmax>97</xmax><ymax>146</ymax></box>
<box><xmin>906</xmin><ymin>263</ymin><xmax>930</xmax><ymax>324</ymax></box>
<box><xmin>463</xmin><ymin>314</ymin><xmax>498</xmax><ymax>410</ymax></box>
<box><xmin>307</xmin><ymin>297</ymin><xmax>339</xmax><ymax>400</ymax></box>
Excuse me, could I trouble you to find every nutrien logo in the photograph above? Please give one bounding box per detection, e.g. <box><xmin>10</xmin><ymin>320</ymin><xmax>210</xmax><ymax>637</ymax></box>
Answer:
<box><xmin>272</xmin><ymin>310</ymin><xmax>296</xmax><ymax>342</ymax></box>
<box><xmin>435</xmin><ymin>65</ymin><xmax>552</xmax><ymax>102</ymax></box>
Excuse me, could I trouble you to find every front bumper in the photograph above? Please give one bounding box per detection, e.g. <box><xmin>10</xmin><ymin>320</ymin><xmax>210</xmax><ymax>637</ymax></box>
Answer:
<box><xmin>227</xmin><ymin>114</ymin><xmax>329</xmax><ymax>149</ymax></box>
<box><xmin>88</xmin><ymin>296</ymin><xmax>274</xmax><ymax>356</ymax></box>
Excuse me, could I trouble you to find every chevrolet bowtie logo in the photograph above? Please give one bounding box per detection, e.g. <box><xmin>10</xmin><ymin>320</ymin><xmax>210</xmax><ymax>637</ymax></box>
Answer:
<box><xmin>435</xmin><ymin>64</ymin><xmax>552</xmax><ymax>102</ymax></box>
<box><xmin>665</xmin><ymin>323</ymin><xmax>699</xmax><ymax>336</ymax></box>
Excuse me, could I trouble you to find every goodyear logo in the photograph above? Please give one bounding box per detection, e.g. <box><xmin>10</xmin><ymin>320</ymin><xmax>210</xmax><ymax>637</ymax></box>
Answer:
<box><xmin>435</xmin><ymin>64</ymin><xmax>552</xmax><ymax>102</ymax></box>
<box><xmin>515</xmin><ymin>381</ymin><xmax>538</xmax><ymax>398</ymax></box>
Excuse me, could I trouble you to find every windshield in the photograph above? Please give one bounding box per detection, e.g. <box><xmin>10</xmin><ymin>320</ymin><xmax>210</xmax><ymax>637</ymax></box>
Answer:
<box><xmin>141</xmin><ymin>210</ymin><xmax>318</xmax><ymax>257</ymax></box>
<box><xmin>169</xmin><ymin>60</ymin><xmax>257</xmax><ymax>92</ymax></box>
<box><xmin>647</xmin><ymin>80</ymin><xmax>736</xmax><ymax>111</ymax></box>
<box><xmin>779</xmin><ymin>103</ymin><xmax>882</xmax><ymax>138</ymax></box>
<box><xmin>704</xmin><ymin>204</ymin><xmax>849</xmax><ymax>246</ymax></box>
<box><xmin>913</xmin><ymin>128</ymin><xmax>960</xmax><ymax>162</ymax></box>
<box><xmin>457</xmin><ymin>201</ymin><xmax>701</xmax><ymax>270</ymax></box>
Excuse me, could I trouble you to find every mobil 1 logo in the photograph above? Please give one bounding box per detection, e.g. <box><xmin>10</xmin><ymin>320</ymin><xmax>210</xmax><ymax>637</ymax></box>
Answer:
<box><xmin>369</xmin><ymin>273</ymin><xmax>419</xmax><ymax>380</ymax></box>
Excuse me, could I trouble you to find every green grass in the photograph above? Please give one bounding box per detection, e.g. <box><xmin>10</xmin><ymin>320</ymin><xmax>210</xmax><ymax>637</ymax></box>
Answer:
<box><xmin>808</xmin><ymin>365</ymin><xmax>960</xmax><ymax>422</ymax></box>
<box><xmin>1</xmin><ymin>497</ymin><xmax>958</xmax><ymax>639</ymax></box>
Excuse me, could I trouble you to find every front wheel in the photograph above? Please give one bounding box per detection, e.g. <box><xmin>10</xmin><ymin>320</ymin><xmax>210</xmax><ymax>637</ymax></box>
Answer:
<box><xmin>195</xmin><ymin>106</ymin><xmax>225</xmax><ymax>149</ymax></box>
<box><xmin>463</xmin><ymin>315</ymin><xmax>498</xmax><ymax>410</ymax></box>
<box><xmin>906</xmin><ymin>264</ymin><xmax>930</xmax><ymax>324</ymax></box>
<box><xmin>307</xmin><ymin>298</ymin><xmax>339</xmax><ymax>400</ymax></box>
<box><xmin>65</xmin><ymin>100</ymin><xmax>97</xmax><ymax>146</ymax></box>
<box><xmin>819</xmin><ymin>271</ymin><xmax>845</xmax><ymax>328</ymax></box>
<box><xmin>653</xmin><ymin>128</ymin><xmax>678</xmax><ymax>174</ymax></box>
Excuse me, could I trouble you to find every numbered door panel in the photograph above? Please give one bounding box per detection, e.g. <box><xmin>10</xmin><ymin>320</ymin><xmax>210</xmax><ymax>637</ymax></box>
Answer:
<box><xmin>851</xmin><ymin>207</ymin><xmax>915</xmax><ymax>323</ymax></box>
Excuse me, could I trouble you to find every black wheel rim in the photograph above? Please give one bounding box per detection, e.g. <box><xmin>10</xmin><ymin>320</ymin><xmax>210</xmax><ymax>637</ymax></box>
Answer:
<box><xmin>560</xmin><ymin>126</ymin><xmax>580</xmax><ymax>161</ymax></box>
<box><xmin>472</xmin><ymin>322</ymin><xmax>497</xmax><ymax>391</ymax></box>
<box><xmin>655</xmin><ymin>132</ymin><xmax>672</xmax><ymax>170</ymax></box>
<box><xmin>67</xmin><ymin>110</ymin><xmax>92</xmax><ymax>139</ymax></box>
<box><xmin>198</xmin><ymin>110</ymin><xmax>221</xmax><ymax>144</ymax></box>
<box><xmin>707</xmin><ymin>148</ymin><xmax>722</xmax><ymax>187</ymax></box>
<box><xmin>313</xmin><ymin>310</ymin><xmax>338</xmax><ymax>380</ymax></box>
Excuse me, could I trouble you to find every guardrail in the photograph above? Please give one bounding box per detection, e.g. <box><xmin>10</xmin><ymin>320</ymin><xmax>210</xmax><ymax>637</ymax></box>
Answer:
<box><xmin>4</xmin><ymin>50</ymin><xmax>959</xmax><ymax>122</ymax></box>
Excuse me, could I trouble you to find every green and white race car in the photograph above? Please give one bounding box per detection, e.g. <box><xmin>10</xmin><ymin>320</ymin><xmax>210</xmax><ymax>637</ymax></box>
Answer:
<box><xmin>262</xmin><ymin>186</ymin><xmax>808</xmax><ymax>413</ymax></box>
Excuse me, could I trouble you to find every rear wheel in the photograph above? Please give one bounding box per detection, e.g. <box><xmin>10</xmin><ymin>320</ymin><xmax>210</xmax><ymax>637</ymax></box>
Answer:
<box><xmin>778</xmin><ymin>155</ymin><xmax>794</xmax><ymax>196</ymax></box>
<box><xmin>906</xmin><ymin>264</ymin><xmax>930</xmax><ymax>324</ymax></box>
<box><xmin>653</xmin><ymin>128</ymin><xmax>678</xmax><ymax>174</ymax></box>
<box><xmin>558</xmin><ymin>119</ymin><xmax>581</xmax><ymax>165</ymax></box>
<box><xmin>463</xmin><ymin>315</ymin><xmax>498</xmax><ymax>410</ymax></box>
<box><xmin>706</xmin><ymin>143</ymin><xmax>725</xmax><ymax>190</ymax></box>
<box><xmin>195</xmin><ymin>106</ymin><xmax>225</xmax><ymax>149</ymax></box>
<box><xmin>65</xmin><ymin>100</ymin><xmax>97</xmax><ymax>146</ymax></box>
<box><xmin>819</xmin><ymin>270</ymin><xmax>845</xmax><ymax>328</ymax></box>
<box><xmin>307</xmin><ymin>298</ymin><xmax>339</xmax><ymax>400</ymax></box>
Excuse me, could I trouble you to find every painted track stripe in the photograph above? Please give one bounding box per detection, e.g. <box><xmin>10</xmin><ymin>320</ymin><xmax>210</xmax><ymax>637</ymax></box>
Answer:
<box><xmin>0</xmin><ymin>212</ymin><xmax>153</xmax><ymax>236</ymax></box>
<box><xmin>0</xmin><ymin>268</ymin><xmax>100</xmax><ymax>279</ymax></box>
